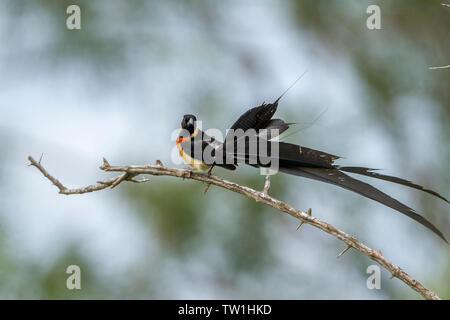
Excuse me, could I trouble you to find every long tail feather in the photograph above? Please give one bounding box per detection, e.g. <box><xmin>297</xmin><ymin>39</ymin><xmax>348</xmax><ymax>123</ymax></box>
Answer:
<box><xmin>274</xmin><ymin>71</ymin><xmax>308</xmax><ymax>103</ymax></box>
<box><xmin>339</xmin><ymin>166</ymin><xmax>449</xmax><ymax>203</ymax></box>
<box><xmin>278</xmin><ymin>166</ymin><xmax>447</xmax><ymax>242</ymax></box>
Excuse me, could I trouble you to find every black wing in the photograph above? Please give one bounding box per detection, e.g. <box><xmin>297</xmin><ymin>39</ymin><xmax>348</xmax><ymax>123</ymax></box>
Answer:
<box><xmin>222</xmin><ymin>138</ymin><xmax>340</xmax><ymax>169</ymax></box>
<box><xmin>229</xmin><ymin>101</ymin><xmax>279</xmax><ymax>133</ymax></box>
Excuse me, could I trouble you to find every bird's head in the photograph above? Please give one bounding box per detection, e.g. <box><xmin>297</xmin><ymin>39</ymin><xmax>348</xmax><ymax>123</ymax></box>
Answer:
<box><xmin>180</xmin><ymin>114</ymin><xmax>197</xmax><ymax>137</ymax></box>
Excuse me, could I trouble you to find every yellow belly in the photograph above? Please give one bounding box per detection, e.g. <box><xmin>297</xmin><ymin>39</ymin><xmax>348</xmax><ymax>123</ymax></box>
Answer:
<box><xmin>178</xmin><ymin>144</ymin><xmax>211</xmax><ymax>171</ymax></box>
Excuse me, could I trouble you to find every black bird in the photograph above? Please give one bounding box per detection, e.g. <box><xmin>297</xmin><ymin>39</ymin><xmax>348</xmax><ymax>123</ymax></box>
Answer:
<box><xmin>176</xmin><ymin>91</ymin><xmax>449</xmax><ymax>242</ymax></box>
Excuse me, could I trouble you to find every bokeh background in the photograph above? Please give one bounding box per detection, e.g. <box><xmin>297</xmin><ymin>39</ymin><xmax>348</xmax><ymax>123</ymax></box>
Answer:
<box><xmin>0</xmin><ymin>0</ymin><xmax>449</xmax><ymax>299</ymax></box>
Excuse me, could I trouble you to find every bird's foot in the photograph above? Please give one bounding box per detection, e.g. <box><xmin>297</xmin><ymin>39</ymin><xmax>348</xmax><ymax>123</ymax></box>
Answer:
<box><xmin>182</xmin><ymin>166</ymin><xmax>193</xmax><ymax>179</ymax></box>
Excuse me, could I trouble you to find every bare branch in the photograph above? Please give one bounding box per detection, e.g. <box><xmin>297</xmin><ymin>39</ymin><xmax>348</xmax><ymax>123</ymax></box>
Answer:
<box><xmin>28</xmin><ymin>155</ymin><xmax>441</xmax><ymax>300</ymax></box>
<box><xmin>28</xmin><ymin>156</ymin><xmax>148</xmax><ymax>194</ymax></box>
<box><xmin>428</xmin><ymin>4</ymin><xmax>449</xmax><ymax>70</ymax></box>
<box><xmin>428</xmin><ymin>65</ymin><xmax>450</xmax><ymax>70</ymax></box>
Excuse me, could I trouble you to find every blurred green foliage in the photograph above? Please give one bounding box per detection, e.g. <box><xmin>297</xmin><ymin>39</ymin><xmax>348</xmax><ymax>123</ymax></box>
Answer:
<box><xmin>1</xmin><ymin>0</ymin><xmax>448</xmax><ymax>299</ymax></box>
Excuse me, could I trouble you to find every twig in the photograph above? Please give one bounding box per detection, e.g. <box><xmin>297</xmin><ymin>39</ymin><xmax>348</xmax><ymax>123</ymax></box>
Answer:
<box><xmin>28</xmin><ymin>156</ymin><xmax>148</xmax><ymax>194</ymax></box>
<box><xmin>27</xmin><ymin>155</ymin><xmax>441</xmax><ymax>300</ymax></box>
<box><xmin>428</xmin><ymin>5</ymin><xmax>449</xmax><ymax>70</ymax></box>
<box><xmin>337</xmin><ymin>244</ymin><xmax>352</xmax><ymax>258</ymax></box>
<box><xmin>263</xmin><ymin>175</ymin><xmax>271</xmax><ymax>195</ymax></box>
<box><xmin>203</xmin><ymin>183</ymin><xmax>211</xmax><ymax>195</ymax></box>
<box><xmin>428</xmin><ymin>65</ymin><xmax>450</xmax><ymax>70</ymax></box>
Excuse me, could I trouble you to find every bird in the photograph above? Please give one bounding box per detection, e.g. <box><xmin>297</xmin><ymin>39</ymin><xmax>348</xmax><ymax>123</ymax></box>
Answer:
<box><xmin>176</xmin><ymin>83</ymin><xmax>449</xmax><ymax>243</ymax></box>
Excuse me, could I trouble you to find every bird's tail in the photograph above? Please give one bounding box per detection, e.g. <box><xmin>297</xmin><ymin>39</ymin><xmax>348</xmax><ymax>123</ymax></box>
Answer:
<box><xmin>278</xmin><ymin>166</ymin><xmax>447</xmax><ymax>242</ymax></box>
<box><xmin>339</xmin><ymin>166</ymin><xmax>449</xmax><ymax>203</ymax></box>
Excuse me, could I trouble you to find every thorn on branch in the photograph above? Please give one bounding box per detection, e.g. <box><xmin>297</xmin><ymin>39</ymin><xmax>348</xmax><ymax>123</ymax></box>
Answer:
<box><xmin>337</xmin><ymin>244</ymin><xmax>352</xmax><ymax>258</ymax></box>
<box><xmin>101</xmin><ymin>157</ymin><xmax>111</xmax><ymax>169</ymax></box>
<box><xmin>337</xmin><ymin>235</ymin><xmax>358</xmax><ymax>258</ymax></box>
<box><xmin>203</xmin><ymin>183</ymin><xmax>211</xmax><ymax>195</ymax></box>
<box><xmin>296</xmin><ymin>208</ymin><xmax>312</xmax><ymax>230</ymax></box>
<box><xmin>203</xmin><ymin>166</ymin><xmax>214</xmax><ymax>195</ymax></box>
